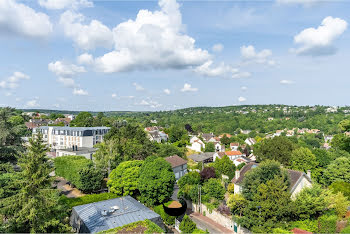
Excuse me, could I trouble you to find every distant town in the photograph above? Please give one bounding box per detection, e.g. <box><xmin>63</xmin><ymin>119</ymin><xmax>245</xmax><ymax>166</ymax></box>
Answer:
<box><xmin>1</xmin><ymin>104</ymin><xmax>350</xmax><ymax>233</ymax></box>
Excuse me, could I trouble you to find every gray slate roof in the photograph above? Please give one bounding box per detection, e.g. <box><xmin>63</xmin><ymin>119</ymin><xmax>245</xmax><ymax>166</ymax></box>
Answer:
<box><xmin>70</xmin><ymin>196</ymin><xmax>160</xmax><ymax>233</ymax></box>
<box><xmin>188</xmin><ymin>152</ymin><xmax>214</xmax><ymax>162</ymax></box>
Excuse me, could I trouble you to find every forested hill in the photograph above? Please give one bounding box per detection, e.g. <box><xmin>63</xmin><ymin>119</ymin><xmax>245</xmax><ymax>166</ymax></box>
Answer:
<box><xmin>20</xmin><ymin>105</ymin><xmax>350</xmax><ymax>135</ymax></box>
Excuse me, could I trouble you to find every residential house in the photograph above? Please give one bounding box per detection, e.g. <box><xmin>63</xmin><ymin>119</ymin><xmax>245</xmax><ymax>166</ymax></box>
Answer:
<box><xmin>307</xmin><ymin>129</ymin><xmax>321</xmax><ymax>134</ymax></box>
<box><xmin>231</xmin><ymin>162</ymin><xmax>312</xmax><ymax>198</ymax></box>
<box><xmin>64</xmin><ymin>114</ymin><xmax>75</xmax><ymax>120</ymax></box>
<box><xmin>267</xmin><ymin>117</ymin><xmax>274</xmax><ymax>121</ymax></box>
<box><xmin>55</xmin><ymin>117</ymin><xmax>71</xmax><ymax>126</ymax></box>
<box><xmin>208</xmin><ymin>137</ymin><xmax>221</xmax><ymax>143</ymax></box>
<box><xmin>145</xmin><ymin>127</ymin><xmax>168</xmax><ymax>143</ymax></box>
<box><xmin>214</xmin><ymin>142</ymin><xmax>225</xmax><ymax>152</ymax></box>
<box><xmin>201</xmin><ymin>133</ymin><xmax>215</xmax><ymax>142</ymax></box>
<box><xmin>25</xmin><ymin>118</ymin><xmax>49</xmax><ymax>130</ymax></box>
<box><xmin>219</xmin><ymin>134</ymin><xmax>232</xmax><ymax>138</ymax></box>
<box><xmin>187</xmin><ymin>139</ymin><xmax>205</xmax><ymax>152</ymax></box>
<box><xmin>274</xmin><ymin>130</ymin><xmax>284</xmax><ymax>137</ymax></box>
<box><xmin>165</xmin><ymin>155</ymin><xmax>187</xmax><ymax>180</ymax></box>
<box><xmin>33</xmin><ymin>126</ymin><xmax>110</xmax><ymax>150</ymax></box>
<box><xmin>322</xmin><ymin>143</ymin><xmax>331</xmax><ymax>150</ymax></box>
<box><xmin>230</xmin><ymin>142</ymin><xmax>240</xmax><ymax>151</ymax></box>
<box><xmin>241</xmin><ymin>130</ymin><xmax>252</xmax><ymax>135</ymax></box>
<box><xmin>70</xmin><ymin>196</ymin><xmax>164</xmax><ymax>233</ymax></box>
<box><xmin>213</xmin><ymin>151</ymin><xmax>249</xmax><ymax>166</ymax></box>
<box><xmin>286</xmin><ymin>130</ymin><xmax>294</xmax><ymax>137</ymax></box>
<box><xmin>245</xmin><ymin>138</ymin><xmax>256</xmax><ymax>146</ymax></box>
<box><xmin>324</xmin><ymin>135</ymin><xmax>334</xmax><ymax>142</ymax></box>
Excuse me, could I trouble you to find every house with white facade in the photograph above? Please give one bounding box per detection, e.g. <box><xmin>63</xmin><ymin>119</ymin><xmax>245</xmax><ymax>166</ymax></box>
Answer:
<box><xmin>231</xmin><ymin>162</ymin><xmax>312</xmax><ymax>198</ymax></box>
<box><xmin>214</xmin><ymin>151</ymin><xmax>250</xmax><ymax>166</ymax></box>
<box><xmin>187</xmin><ymin>139</ymin><xmax>205</xmax><ymax>152</ymax></box>
<box><xmin>245</xmin><ymin>138</ymin><xmax>256</xmax><ymax>146</ymax></box>
<box><xmin>230</xmin><ymin>142</ymin><xmax>240</xmax><ymax>151</ymax></box>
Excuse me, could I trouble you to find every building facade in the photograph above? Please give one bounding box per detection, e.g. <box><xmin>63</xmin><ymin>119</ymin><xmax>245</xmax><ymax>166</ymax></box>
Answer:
<box><xmin>33</xmin><ymin>126</ymin><xmax>110</xmax><ymax>150</ymax></box>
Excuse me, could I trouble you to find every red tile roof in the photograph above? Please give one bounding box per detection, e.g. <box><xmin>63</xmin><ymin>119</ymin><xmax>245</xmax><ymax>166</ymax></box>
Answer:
<box><xmin>225</xmin><ymin>151</ymin><xmax>242</xmax><ymax>156</ymax></box>
<box><xmin>291</xmin><ymin>228</ymin><xmax>312</xmax><ymax>234</ymax></box>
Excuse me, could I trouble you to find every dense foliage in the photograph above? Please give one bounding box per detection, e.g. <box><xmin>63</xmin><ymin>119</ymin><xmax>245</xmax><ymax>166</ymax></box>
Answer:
<box><xmin>138</xmin><ymin>156</ymin><xmax>175</xmax><ymax>206</ymax></box>
<box><xmin>179</xmin><ymin>215</ymin><xmax>197</xmax><ymax>233</ymax></box>
<box><xmin>60</xmin><ymin>192</ymin><xmax>120</xmax><ymax>209</ymax></box>
<box><xmin>0</xmin><ymin>135</ymin><xmax>69</xmax><ymax>233</ymax></box>
<box><xmin>107</xmin><ymin>160</ymin><xmax>143</xmax><ymax>197</ymax></box>
<box><xmin>98</xmin><ymin>220</ymin><xmax>164</xmax><ymax>234</ymax></box>
<box><xmin>54</xmin><ymin>156</ymin><xmax>103</xmax><ymax>193</ymax></box>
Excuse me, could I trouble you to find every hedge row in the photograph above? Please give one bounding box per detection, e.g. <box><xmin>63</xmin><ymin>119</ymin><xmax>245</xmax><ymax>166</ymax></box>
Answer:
<box><xmin>60</xmin><ymin>192</ymin><xmax>120</xmax><ymax>209</ymax></box>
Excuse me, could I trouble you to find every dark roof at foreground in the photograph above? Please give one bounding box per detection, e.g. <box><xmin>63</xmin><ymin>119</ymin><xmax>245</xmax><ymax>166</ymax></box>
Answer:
<box><xmin>70</xmin><ymin>196</ymin><xmax>160</xmax><ymax>233</ymax></box>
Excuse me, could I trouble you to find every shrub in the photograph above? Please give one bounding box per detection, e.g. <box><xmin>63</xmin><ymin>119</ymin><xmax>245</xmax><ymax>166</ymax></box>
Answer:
<box><xmin>227</xmin><ymin>183</ymin><xmax>235</xmax><ymax>194</ymax></box>
<box><xmin>179</xmin><ymin>215</ymin><xmax>196</xmax><ymax>233</ymax></box>
<box><xmin>289</xmin><ymin>220</ymin><xmax>318</xmax><ymax>233</ymax></box>
<box><xmin>153</xmin><ymin>205</ymin><xmax>175</xmax><ymax>225</ymax></box>
<box><xmin>330</xmin><ymin>181</ymin><xmax>350</xmax><ymax>200</ymax></box>
<box><xmin>54</xmin><ymin>156</ymin><xmax>103</xmax><ymax>192</ymax></box>
<box><xmin>340</xmin><ymin>225</ymin><xmax>350</xmax><ymax>233</ymax></box>
<box><xmin>60</xmin><ymin>193</ymin><xmax>120</xmax><ymax>209</ymax></box>
<box><xmin>318</xmin><ymin>214</ymin><xmax>337</xmax><ymax>234</ymax></box>
<box><xmin>272</xmin><ymin>228</ymin><xmax>292</xmax><ymax>233</ymax></box>
<box><xmin>200</xmin><ymin>167</ymin><xmax>216</xmax><ymax>181</ymax></box>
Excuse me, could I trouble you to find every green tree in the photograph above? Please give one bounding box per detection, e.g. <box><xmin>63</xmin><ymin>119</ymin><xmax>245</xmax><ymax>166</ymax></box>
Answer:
<box><xmin>168</xmin><ymin>125</ymin><xmax>188</xmax><ymax>143</ymax></box>
<box><xmin>329</xmin><ymin>181</ymin><xmax>350</xmax><ymax>200</ymax></box>
<box><xmin>95</xmin><ymin>124</ymin><xmax>157</xmax><ymax>173</ymax></box>
<box><xmin>220</xmin><ymin>134</ymin><xmax>231</xmax><ymax>146</ymax></box>
<box><xmin>339</xmin><ymin>119</ymin><xmax>350</xmax><ymax>132</ymax></box>
<box><xmin>239</xmin><ymin>176</ymin><xmax>292</xmax><ymax>233</ymax></box>
<box><xmin>0</xmin><ymin>107</ymin><xmax>24</xmax><ymax>163</ymax></box>
<box><xmin>107</xmin><ymin>160</ymin><xmax>143</xmax><ymax>197</ymax></box>
<box><xmin>70</xmin><ymin>111</ymin><xmax>94</xmax><ymax>127</ymax></box>
<box><xmin>212</xmin><ymin>155</ymin><xmax>236</xmax><ymax>180</ymax></box>
<box><xmin>204</xmin><ymin>142</ymin><xmax>215</xmax><ymax>152</ymax></box>
<box><xmin>291</xmin><ymin>147</ymin><xmax>318</xmax><ymax>172</ymax></box>
<box><xmin>241</xmin><ymin>160</ymin><xmax>290</xmax><ymax>201</ymax></box>
<box><xmin>202</xmin><ymin>178</ymin><xmax>226</xmax><ymax>202</ymax></box>
<box><xmin>178</xmin><ymin>171</ymin><xmax>201</xmax><ymax>188</ymax></box>
<box><xmin>227</xmin><ymin>194</ymin><xmax>247</xmax><ymax>216</ymax></box>
<box><xmin>179</xmin><ymin>215</ymin><xmax>197</xmax><ymax>233</ymax></box>
<box><xmin>156</xmin><ymin>143</ymin><xmax>186</xmax><ymax>158</ymax></box>
<box><xmin>326</xmin><ymin>192</ymin><xmax>350</xmax><ymax>218</ymax></box>
<box><xmin>331</xmin><ymin>134</ymin><xmax>350</xmax><ymax>152</ymax></box>
<box><xmin>255</xmin><ymin>136</ymin><xmax>296</xmax><ymax>166</ymax></box>
<box><xmin>138</xmin><ymin>156</ymin><xmax>175</xmax><ymax>206</ymax></box>
<box><xmin>293</xmin><ymin>184</ymin><xmax>330</xmax><ymax>220</ymax></box>
<box><xmin>324</xmin><ymin>157</ymin><xmax>350</xmax><ymax>185</ymax></box>
<box><xmin>0</xmin><ymin>135</ymin><xmax>69</xmax><ymax>233</ymax></box>
<box><xmin>77</xmin><ymin>166</ymin><xmax>103</xmax><ymax>193</ymax></box>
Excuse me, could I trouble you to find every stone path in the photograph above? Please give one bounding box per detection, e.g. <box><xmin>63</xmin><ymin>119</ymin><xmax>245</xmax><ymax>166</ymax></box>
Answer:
<box><xmin>55</xmin><ymin>177</ymin><xmax>84</xmax><ymax>198</ymax></box>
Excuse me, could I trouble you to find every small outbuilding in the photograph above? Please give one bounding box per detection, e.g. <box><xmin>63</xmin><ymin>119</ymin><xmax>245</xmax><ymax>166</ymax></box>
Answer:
<box><xmin>70</xmin><ymin>196</ymin><xmax>164</xmax><ymax>233</ymax></box>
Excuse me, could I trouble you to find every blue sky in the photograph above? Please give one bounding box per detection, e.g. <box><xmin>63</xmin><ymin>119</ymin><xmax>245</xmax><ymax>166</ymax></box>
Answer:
<box><xmin>0</xmin><ymin>0</ymin><xmax>349</xmax><ymax>111</ymax></box>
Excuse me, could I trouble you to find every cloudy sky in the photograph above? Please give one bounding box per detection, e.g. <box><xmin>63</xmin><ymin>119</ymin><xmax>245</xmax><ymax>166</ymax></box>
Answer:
<box><xmin>0</xmin><ymin>0</ymin><xmax>349</xmax><ymax>111</ymax></box>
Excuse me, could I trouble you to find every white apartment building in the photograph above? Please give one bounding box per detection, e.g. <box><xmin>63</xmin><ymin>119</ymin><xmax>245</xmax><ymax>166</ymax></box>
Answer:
<box><xmin>33</xmin><ymin>126</ymin><xmax>110</xmax><ymax>150</ymax></box>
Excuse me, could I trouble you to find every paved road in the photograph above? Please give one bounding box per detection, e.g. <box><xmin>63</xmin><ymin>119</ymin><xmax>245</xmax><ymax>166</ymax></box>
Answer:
<box><xmin>189</xmin><ymin>212</ymin><xmax>233</xmax><ymax>233</ymax></box>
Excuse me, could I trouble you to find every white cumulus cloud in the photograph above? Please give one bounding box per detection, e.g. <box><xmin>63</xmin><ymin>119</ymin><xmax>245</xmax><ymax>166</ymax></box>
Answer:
<box><xmin>91</xmin><ymin>0</ymin><xmax>210</xmax><ymax>73</ymax></box>
<box><xmin>238</xmin><ymin>96</ymin><xmax>247</xmax><ymax>102</ymax></box>
<box><xmin>26</xmin><ymin>99</ymin><xmax>40</xmax><ymax>108</ymax></box>
<box><xmin>240</xmin><ymin>45</ymin><xmax>275</xmax><ymax>65</ymax></box>
<box><xmin>0</xmin><ymin>0</ymin><xmax>52</xmax><ymax>38</ymax></box>
<box><xmin>280</xmin><ymin>79</ymin><xmax>294</xmax><ymax>84</ymax></box>
<box><xmin>212</xmin><ymin>43</ymin><xmax>224</xmax><ymax>53</ymax></box>
<box><xmin>48</xmin><ymin>61</ymin><xmax>86</xmax><ymax>77</ymax></box>
<box><xmin>73</xmin><ymin>88</ymin><xmax>88</xmax><ymax>95</ymax></box>
<box><xmin>276</xmin><ymin>0</ymin><xmax>321</xmax><ymax>7</ymax></box>
<box><xmin>194</xmin><ymin>60</ymin><xmax>250</xmax><ymax>78</ymax></box>
<box><xmin>163</xmin><ymin>88</ymin><xmax>171</xmax><ymax>95</ymax></box>
<box><xmin>38</xmin><ymin>0</ymin><xmax>93</xmax><ymax>10</ymax></box>
<box><xmin>0</xmin><ymin>71</ymin><xmax>30</xmax><ymax>90</ymax></box>
<box><xmin>181</xmin><ymin>83</ymin><xmax>198</xmax><ymax>92</ymax></box>
<box><xmin>292</xmin><ymin>16</ymin><xmax>347</xmax><ymax>56</ymax></box>
<box><xmin>59</xmin><ymin>10</ymin><xmax>114</xmax><ymax>50</ymax></box>
<box><xmin>133</xmin><ymin>82</ymin><xmax>145</xmax><ymax>91</ymax></box>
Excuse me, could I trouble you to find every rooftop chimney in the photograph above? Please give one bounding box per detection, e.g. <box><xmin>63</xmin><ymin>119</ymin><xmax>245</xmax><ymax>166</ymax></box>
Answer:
<box><xmin>235</xmin><ymin>170</ymin><xmax>240</xmax><ymax>180</ymax></box>
<box><xmin>307</xmin><ymin>170</ymin><xmax>311</xmax><ymax>179</ymax></box>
